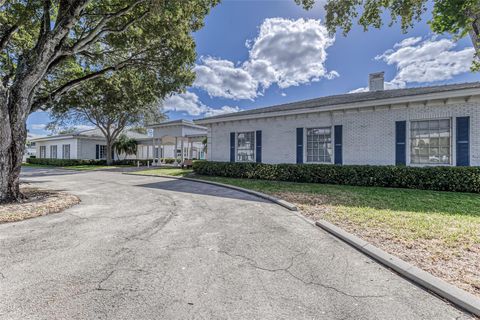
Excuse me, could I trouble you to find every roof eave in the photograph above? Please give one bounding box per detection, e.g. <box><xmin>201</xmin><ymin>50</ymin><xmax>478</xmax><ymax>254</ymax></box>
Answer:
<box><xmin>196</xmin><ymin>87</ymin><xmax>480</xmax><ymax>125</ymax></box>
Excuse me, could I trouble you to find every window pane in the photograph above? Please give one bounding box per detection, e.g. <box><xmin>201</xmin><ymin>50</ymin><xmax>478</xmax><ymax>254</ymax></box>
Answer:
<box><xmin>410</xmin><ymin>119</ymin><xmax>450</xmax><ymax>164</ymax></box>
<box><xmin>306</xmin><ymin>127</ymin><xmax>332</xmax><ymax>163</ymax></box>
<box><xmin>237</xmin><ymin>132</ymin><xmax>255</xmax><ymax>162</ymax></box>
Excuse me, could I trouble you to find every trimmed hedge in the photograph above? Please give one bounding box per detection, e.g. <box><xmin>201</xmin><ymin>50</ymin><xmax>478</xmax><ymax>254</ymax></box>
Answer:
<box><xmin>26</xmin><ymin>157</ymin><xmax>178</xmax><ymax>166</ymax></box>
<box><xmin>27</xmin><ymin>158</ymin><xmax>107</xmax><ymax>166</ymax></box>
<box><xmin>192</xmin><ymin>161</ymin><xmax>480</xmax><ymax>193</ymax></box>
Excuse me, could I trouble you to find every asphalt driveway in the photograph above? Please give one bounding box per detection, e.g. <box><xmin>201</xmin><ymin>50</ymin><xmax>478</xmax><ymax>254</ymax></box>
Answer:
<box><xmin>0</xmin><ymin>168</ymin><xmax>471</xmax><ymax>319</ymax></box>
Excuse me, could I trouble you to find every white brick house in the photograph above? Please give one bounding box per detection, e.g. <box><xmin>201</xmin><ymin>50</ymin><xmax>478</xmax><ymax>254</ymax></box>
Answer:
<box><xmin>31</xmin><ymin>128</ymin><xmax>156</xmax><ymax>161</ymax></box>
<box><xmin>196</xmin><ymin>76</ymin><xmax>480</xmax><ymax>167</ymax></box>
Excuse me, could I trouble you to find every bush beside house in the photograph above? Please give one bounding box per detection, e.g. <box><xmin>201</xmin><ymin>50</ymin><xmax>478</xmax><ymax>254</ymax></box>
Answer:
<box><xmin>192</xmin><ymin>161</ymin><xmax>480</xmax><ymax>193</ymax></box>
<box><xmin>26</xmin><ymin>157</ymin><xmax>177</xmax><ymax>167</ymax></box>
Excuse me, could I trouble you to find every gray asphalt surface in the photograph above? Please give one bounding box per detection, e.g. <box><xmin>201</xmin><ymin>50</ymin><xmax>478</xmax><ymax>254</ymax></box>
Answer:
<box><xmin>0</xmin><ymin>167</ymin><xmax>471</xmax><ymax>319</ymax></box>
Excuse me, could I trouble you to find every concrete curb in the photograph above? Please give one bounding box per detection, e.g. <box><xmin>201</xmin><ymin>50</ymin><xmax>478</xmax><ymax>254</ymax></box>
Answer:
<box><xmin>125</xmin><ymin>171</ymin><xmax>479</xmax><ymax>316</ymax></box>
<box><xmin>315</xmin><ymin>219</ymin><xmax>480</xmax><ymax>317</ymax></box>
<box><xmin>123</xmin><ymin>173</ymin><xmax>298</xmax><ymax>211</ymax></box>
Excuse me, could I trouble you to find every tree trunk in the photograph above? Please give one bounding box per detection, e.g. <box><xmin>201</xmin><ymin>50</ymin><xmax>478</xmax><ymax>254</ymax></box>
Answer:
<box><xmin>469</xmin><ymin>11</ymin><xmax>480</xmax><ymax>55</ymax></box>
<box><xmin>0</xmin><ymin>91</ymin><xmax>28</xmax><ymax>203</ymax></box>
<box><xmin>106</xmin><ymin>140</ymin><xmax>114</xmax><ymax>165</ymax></box>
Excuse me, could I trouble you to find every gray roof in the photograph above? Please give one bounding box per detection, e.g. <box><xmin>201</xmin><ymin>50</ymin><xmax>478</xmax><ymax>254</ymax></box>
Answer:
<box><xmin>197</xmin><ymin>82</ymin><xmax>480</xmax><ymax>122</ymax></box>
<box><xmin>31</xmin><ymin>127</ymin><xmax>149</xmax><ymax>142</ymax></box>
<box><xmin>147</xmin><ymin>119</ymin><xmax>206</xmax><ymax>129</ymax></box>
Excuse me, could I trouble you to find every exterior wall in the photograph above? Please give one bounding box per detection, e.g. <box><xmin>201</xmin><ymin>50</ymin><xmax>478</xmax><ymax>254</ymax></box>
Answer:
<box><xmin>208</xmin><ymin>98</ymin><xmax>480</xmax><ymax>166</ymax></box>
<box><xmin>77</xmin><ymin>138</ymin><xmax>104</xmax><ymax>160</ymax></box>
<box><xmin>35</xmin><ymin>138</ymin><xmax>78</xmax><ymax>159</ymax></box>
<box><xmin>35</xmin><ymin>137</ymin><xmax>156</xmax><ymax>161</ymax></box>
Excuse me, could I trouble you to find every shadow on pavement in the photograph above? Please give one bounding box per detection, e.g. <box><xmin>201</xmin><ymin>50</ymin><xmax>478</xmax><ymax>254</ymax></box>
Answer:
<box><xmin>137</xmin><ymin>179</ymin><xmax>270</xmax><ymax>204</ymax></box>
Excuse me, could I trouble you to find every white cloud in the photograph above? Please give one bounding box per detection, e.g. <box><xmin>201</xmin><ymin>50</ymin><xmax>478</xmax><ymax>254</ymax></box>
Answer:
<box><xmin>27</xmin><ymin>132</ymin><xmax>46</xmax><ymax>139</ymax></box>
<box><xmin>31</xmin><ymin>124</ymin><xmax>46</xmax><ymax>130</ymax></box>
<box><xmin>394</xmin><ymin>37</ymin><xmax>422</xmax><ymax>48</ymax></box>
<box><xmin>377</xmin><ymin>37</ymin><xmax>474</xmax><ymax>84</ymax></box>
<box><xmin>162</xmin><ymin>91</ymin><xmax>241</xmax><ymax>117</ymax></box>
<box><xmin>193</xmin><ymin>57</ymin><xmax>258</xmax><ymax>100</ymax></box>
<box><xmin>204</xmin><ymin>105</ymin><xmax>241</xmax><ymax>117</ymax></box>
<box><xmin>246</xmin><ymin>18</ymin><xmax>336</xmax><ymax>89</ymax></box>
<box><xmin>350</xmin><ymin>37</ymin><xmax>474</xmax><ymax>93</ymax></box>
<box><xmin>74</xmin><ymin>125</ymin><xmax>95</xmax><ymax>131</ymax></box>
<box><xmin>194</xmin><ymin>18</ymin><xmax>337</xmax><ymax>100</ymax></box>
<box><xmin>163</xmin><ymin>91</ymin><xmax>208</xmax><ymax>116</ymax></box>
<box><xmin>349</xmin><ymin>80</ymin><xmax>406</xmax><ymax>93</ymax></box>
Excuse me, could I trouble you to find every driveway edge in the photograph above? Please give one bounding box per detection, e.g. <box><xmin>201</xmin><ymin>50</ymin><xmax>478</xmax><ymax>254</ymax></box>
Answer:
<box><xmin>315</xmin><ymin>219</ymin><xmax>480</xmax><ymax>317</ymax></box>
<box><xmin>123</xmin><ymin>173</ymin><xmax>298</xmax><ymax>211</ymax></box>
<box><xmin>126</xmin><ymin>172</ymin><xmax>479</xmax><ymax>316</ymax></box>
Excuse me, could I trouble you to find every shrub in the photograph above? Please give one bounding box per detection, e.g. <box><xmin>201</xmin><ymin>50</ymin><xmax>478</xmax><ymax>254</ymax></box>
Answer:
<box><xmin>192</xmin><ymin>161</ymin><xmax>480</xmax><ymax>193</ymax></box>
<box><xmin>27</xmin><ymin>158</ymin><xmax>107</xmax><ymax>166</ymax></box>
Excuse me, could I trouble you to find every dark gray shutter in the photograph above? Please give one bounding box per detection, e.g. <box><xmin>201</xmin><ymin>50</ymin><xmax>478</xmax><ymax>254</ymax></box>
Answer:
<box><xmin>255</xmin><ymin>130</ymin><xmax>262</xmax><ymax>163</ymax></box>
<box><xmin>456</xmin><ymin>117</ymin><xmax>470</xmax><ymax>166</ymax></box>
<box><xmin>95</xmin><ymin>144</ymin><xmax>99</xmax><ymax>160</ymax></box>
<box><xmin>296</xmin><ymin>128</ymin><xmax>303</xmax><ymax>164</ymax></box>
<box><xmin>111</xmin><ymin>148</ymin><xmax>115</xmax><ymax>161</ymax></box>
<box><xmin>230</xmin><ymin>132</ymin><xmax>235</xmax><ymax>162</ymax></box>
<box><xmin>334</xmin><ymin>125</ymin><xmax>343</xmax><ymax>165</ymax></box>
<box><xmin>395</xmin><ymin>121</ymin><xmax>406</xmax><ymax>165</ymax></box>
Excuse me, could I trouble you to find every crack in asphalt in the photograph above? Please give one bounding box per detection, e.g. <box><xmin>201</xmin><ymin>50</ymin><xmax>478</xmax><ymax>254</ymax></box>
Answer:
<box><xmin>216</xmin><ymin>249</ymin><xmax>386</xmax><ymax>300</ymax></box>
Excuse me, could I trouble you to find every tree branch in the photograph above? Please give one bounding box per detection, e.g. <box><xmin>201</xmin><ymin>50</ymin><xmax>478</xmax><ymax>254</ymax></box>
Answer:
<box><xmin>32</xmin><ymin>63</ymin><xmax>128</xmax><ymax>110</ymax></box>
<box><xmin>0</xmin><ymin>25</ymin><xmax>19</xmax><ymax>52</ymax></box>
<box><xmin>69</xmin><ymin>0</ymin><xmax>147</xmax><ymax>53</ymax></box>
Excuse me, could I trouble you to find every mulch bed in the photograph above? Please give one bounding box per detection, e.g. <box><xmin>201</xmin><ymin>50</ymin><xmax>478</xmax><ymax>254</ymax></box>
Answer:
<box><xmin>272</xmin><ymin>191</ymin><xmax>480</xmax><ymax>299</ymax></box>
<box><xmin>0</xmin><ymin>185</ymin><xmax>80</xmax><ymax>223</ymax></box>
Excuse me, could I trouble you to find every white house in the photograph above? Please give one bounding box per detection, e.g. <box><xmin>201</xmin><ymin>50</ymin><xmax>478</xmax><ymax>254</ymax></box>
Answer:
<box><xmin>196</xmin><ymin>74</ymin><xmax>480</xmax><ymax>167</ymax></box>
<box><xmin>31</xmin><ymin>128</ymin><xmax>154</xmax><ymax>161</ymax></box>
<box><xmin>31</xmin><ymin>120</ymin><xmax>208</xmax><ymax>163</ymax></box>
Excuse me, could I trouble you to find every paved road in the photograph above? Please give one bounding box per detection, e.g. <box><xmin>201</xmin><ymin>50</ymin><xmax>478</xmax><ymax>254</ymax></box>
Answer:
<box><xmin>0</xmin><ymin>168</ymin><xmax>471</xmax><ymax>319</ymax></box>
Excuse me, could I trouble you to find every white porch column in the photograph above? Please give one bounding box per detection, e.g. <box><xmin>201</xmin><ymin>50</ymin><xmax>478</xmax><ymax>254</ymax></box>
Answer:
<box><xmin>175</xmin><ymin>137</ymin><xmax>178</xmax><ymax>163</ymax></box>
<box><xmin>189</xmin><ymin>138</ymin><xmax>193</xmax><ymax>159</ymax></box>
<box><xmin>180</xmin><ymin>137</ymin><xmax>184</xmax><ymax>163</ymax></box>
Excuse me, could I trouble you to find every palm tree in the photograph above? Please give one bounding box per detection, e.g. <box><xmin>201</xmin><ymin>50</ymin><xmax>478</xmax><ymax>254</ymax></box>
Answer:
<box><xmin>113</xmin><ymin>134</ymin><xmax>138</xmax><ymax>161</ymax></box>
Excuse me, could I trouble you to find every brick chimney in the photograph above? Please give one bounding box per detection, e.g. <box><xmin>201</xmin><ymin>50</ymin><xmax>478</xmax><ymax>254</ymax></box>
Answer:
<box><xmin>369</xmin><ymin>72</ymin><xmax>385</xmax><ymax>91</ymax></box>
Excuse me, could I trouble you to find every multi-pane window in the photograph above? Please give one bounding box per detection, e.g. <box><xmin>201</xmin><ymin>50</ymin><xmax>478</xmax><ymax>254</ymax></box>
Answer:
<box><xmin>62</xmin><ymin>144</ymin><xmax>70</xmax><ymax>159</ymax></box>
<box><xmin>50</xmin><ymin>145</ymin><xmax>57</xmax><ymax>159</ymax></box>
<box><xmin>306</xmin><ymin>127</ymin><xmax>332</xmax><ymax>163</ymax></box>
<box><xmin>237</xmin><ymin>131</ymin><xmax>255</xmax><ymax>162</ymax></box>
<box><xmin>39</xmin><ymin>146</ymin><xmax>46</xmax><ymax>158</ymax></box>
<box><xmin>410</xmin><ymin>119</ymin><xmax>451</xmax><ymax>164</ymax></box>
<box><xmin>99</xmin><ymin>145</ymin><xmax>107</xmax><ymax>159</ymax></box>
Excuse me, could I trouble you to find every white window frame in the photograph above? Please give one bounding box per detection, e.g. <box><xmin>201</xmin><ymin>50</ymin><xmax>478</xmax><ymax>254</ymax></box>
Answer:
<box><xmin>409</xmin><ymin>118</ymin><xmax>452</xmax><ymax>165</ymax></box>
<box><xmin>236</xmin><ymin>131</ymin><xmax>255</xmax><ymax>163</ymax></box>
<box><xmin>50</xmin><ymin>145</ymin><xmax>57</xmax><ymax>159</ymax></box>
<box><xmin>62</xmin><ymin>144</ymin><xmax>70</xmax><ymax>159</ymax></box>
<box><xmin>99</xmin><ymin>145</ymin><xmax>107</xmax><ymax>159</ymax></box>
<box><xmin>39</xmin><ymin>146</ymin><xmax>46</xmax><ymax>158</ymax></box>
<box><xmin>305</xmin><ymin>126</ymin><xmax>333</xmax><ymax>164</ymax></box>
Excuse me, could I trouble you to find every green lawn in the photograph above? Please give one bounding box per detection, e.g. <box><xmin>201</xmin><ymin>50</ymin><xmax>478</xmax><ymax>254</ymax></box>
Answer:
<box><xmin>132</xmin><ymin>167</ymin><xmax>193</xmax><ymax>177</ymax></box>
<box><xmin>190</xmin><ymin>175</ymin><xmax>480</xmax><ymax>295</ymax></box>
<box><xmin>193</xmin><ymin>175</ymin><xmax>480</xmax><ymax>245</ymax></box>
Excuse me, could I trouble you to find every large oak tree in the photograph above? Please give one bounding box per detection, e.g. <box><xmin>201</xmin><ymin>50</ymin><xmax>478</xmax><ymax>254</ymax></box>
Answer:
<box><xmin>0</xmin><ymin>0</ymin><xmax>218</xmax><ymax>202</ymax></box>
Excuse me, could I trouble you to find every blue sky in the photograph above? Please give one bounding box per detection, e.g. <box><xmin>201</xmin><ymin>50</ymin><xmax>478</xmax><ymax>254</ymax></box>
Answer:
<box><xmin>27</xmin><ymin>0</ymin><xmax>479</xmax><ymax>138</ymax></box>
